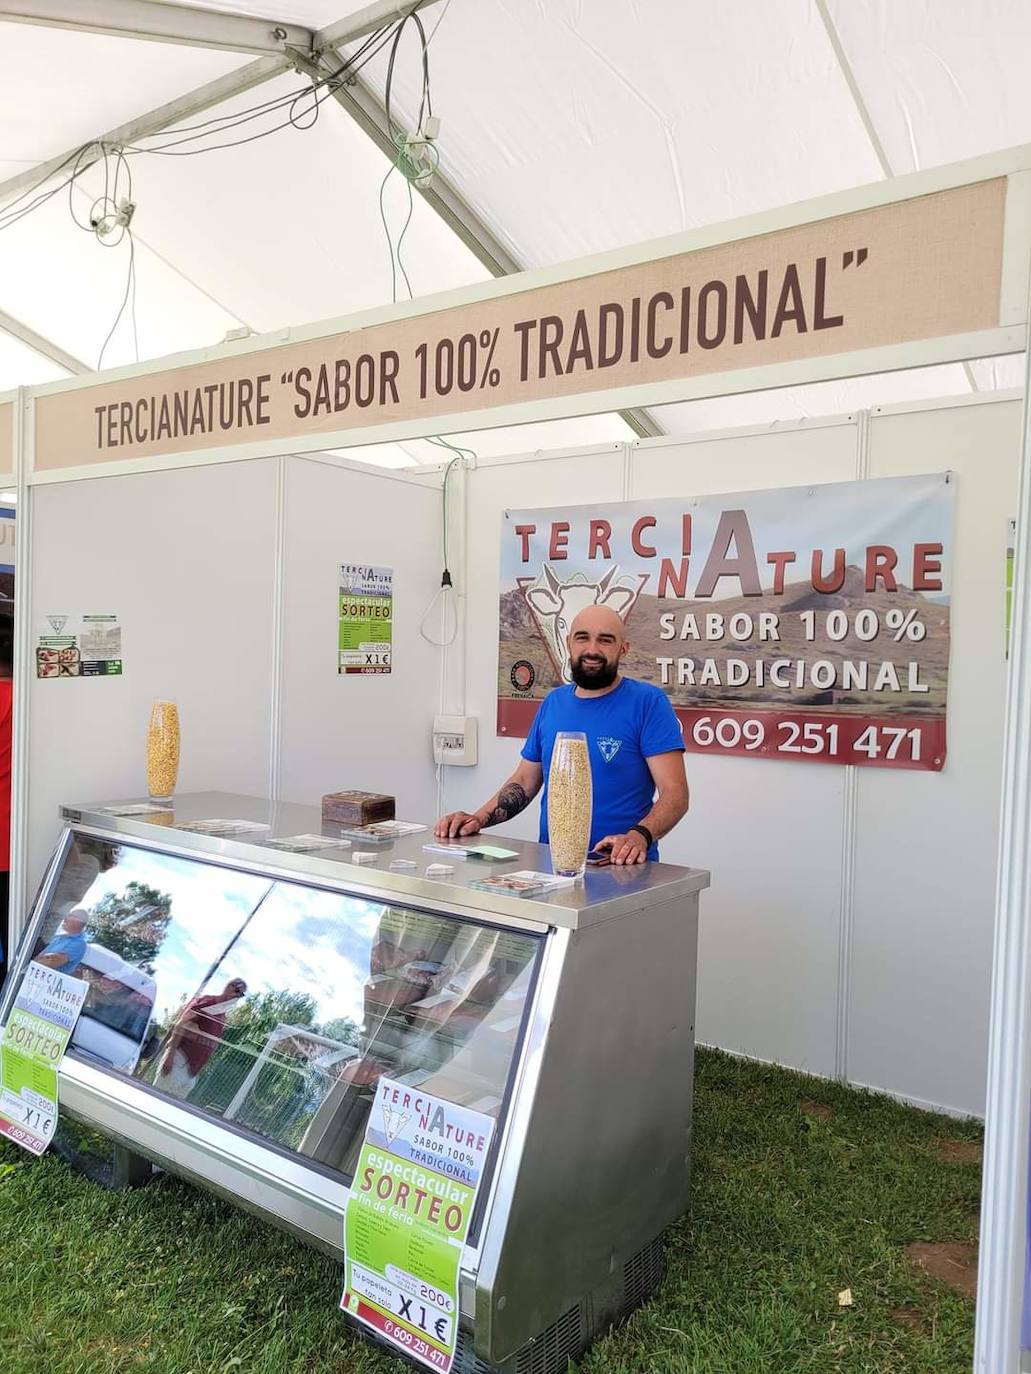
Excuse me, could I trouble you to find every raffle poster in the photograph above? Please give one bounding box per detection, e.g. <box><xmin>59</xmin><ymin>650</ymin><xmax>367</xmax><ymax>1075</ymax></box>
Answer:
<box><xmin>341</xmin><ymin>1078</ymin><xmax>495</xmax><ymax>1372</ymax></box>
<box><xmin>0</xmin><ymin>962</ymin><xmax>88</xmax><ymax>1155</ymax></box>
<box><xmin>338</xmin><ymin>564</ymin><xmax>393</xmax><ymax>675</ymax></box>
<box><xmin>498</xmin><ymin>474</ymin><xmax>954</xmax><ymax>771</ymax></box>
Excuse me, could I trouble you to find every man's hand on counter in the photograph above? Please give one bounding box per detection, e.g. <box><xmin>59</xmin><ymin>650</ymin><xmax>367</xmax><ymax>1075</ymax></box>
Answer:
<box><xmin>595</xmin><ymin>832</ymin><xmax>649</xmax><ymax>865</ymax></box>
<box><xmin>435</xmin><ymin>811</ymin><xmax>485</xmax><ymax>839</ymax></box>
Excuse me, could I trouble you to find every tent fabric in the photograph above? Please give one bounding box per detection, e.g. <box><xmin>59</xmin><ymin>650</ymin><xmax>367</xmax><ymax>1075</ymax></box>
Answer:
<box><xmin>0</xmin><ymin>2</ymin><xmax>1027</xmax><ymax>466</ymax></box>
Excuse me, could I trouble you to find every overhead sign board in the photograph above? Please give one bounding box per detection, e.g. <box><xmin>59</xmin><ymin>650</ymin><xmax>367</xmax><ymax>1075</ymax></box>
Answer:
<box><xmin>27</xmin><ymin>153</ymin><xmax>1031</xmax><ymax>475</ymax></box>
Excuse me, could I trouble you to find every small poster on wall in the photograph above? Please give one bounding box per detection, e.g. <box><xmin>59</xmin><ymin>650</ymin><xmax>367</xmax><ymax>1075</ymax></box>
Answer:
<box><xmin>339</xmin><ymin>564</ymin><xmax>392</xmax><ymax>675</ymax></box>
<box><xmin>36</xmin><ymin>613</ymin><xmax>122</xmax><ymax>678</ymax></box>
<box><xmin>497</xmin><ymin>473</ymin><xmax>955</xmax><ymax>771</ymax></box>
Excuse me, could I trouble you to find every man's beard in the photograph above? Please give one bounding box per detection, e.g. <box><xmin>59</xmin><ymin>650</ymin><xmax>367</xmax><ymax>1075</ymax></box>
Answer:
<box><xmin>569</xmin><ymin>655</ymin><xmax>618</xmax><ymax>689</ymax></box>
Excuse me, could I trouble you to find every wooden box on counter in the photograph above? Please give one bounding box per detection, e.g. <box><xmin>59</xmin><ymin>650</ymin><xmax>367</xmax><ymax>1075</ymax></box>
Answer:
<box><xmin>321</xmin><ymin>790</ymin><xmax>396</xmax><ymax>826</ymax></box>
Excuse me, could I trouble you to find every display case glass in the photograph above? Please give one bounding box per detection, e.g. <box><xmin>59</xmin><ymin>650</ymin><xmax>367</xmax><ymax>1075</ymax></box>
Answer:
<box><xmin>8</xmin><ymin>832</ymin><xmax>542</xmax><ymax>1182</ymax></box>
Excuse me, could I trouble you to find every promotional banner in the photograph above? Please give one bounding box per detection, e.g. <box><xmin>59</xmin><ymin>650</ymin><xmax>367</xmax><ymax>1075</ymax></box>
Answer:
<box><xmin>341</xmin><ymin>1078</ymin><xmax>496</xmax><ymax>1372</ymax></box>
<box><xmin>498</xmin><ymin>473</ymin><xmax>954</xmax><ymax>771</ymax></box>
<box><xmin>339</xmin><ymin>563</ymin><xmax>392</xmax><ymax>675</ymax></box>
<box><xmin>33</xmin><ymin>175</ymin><xmax>1010</xmax><ymax>473</ymax></box>
<box><xmin>0</xmin><ymin>962</ymin><xmax>88</xmax><ymax>1155</ymax></box>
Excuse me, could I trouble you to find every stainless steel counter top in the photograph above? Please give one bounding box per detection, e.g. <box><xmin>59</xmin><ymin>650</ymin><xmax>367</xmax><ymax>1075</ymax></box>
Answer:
<box><xmin>60</xmin><ymin>791</ymin><xmax>710</xmax><ymax>932</ymax></box>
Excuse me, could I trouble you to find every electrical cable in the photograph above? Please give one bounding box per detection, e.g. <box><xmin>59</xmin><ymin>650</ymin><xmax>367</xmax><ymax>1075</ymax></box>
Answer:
<box><xmin>424</xmin><ymin>0</ymin><xmax>455</xmax><ymax>49</ymax></box>
<box><xmin>128</xmin><ymin>22</ymin><xmax>395</xmax><ymax>150</ymax></box>
<box><xmin>384</xmin><ymin>11</ymin><xmax>432</xmax><ymax>147</ymax></box>
<box><xmin>0</xmin><ymin>5</ymin><xmax>444</xmax><ymax>386</ymax></box>
<box><xmin>0</xmin><ymin>17</ymin><xmax>396</xmax><ymax>206</ymax></box>
<box><xmin>96</xmin><ymin>227</ymin><xmax>137</xmax><ymax>370</ymax></box>
<box><xmin>126</xmin><ymin>22</ymin><xmax>401</xmax><ymax>158</ymax></box>
<box><xmin>0</xmin><ymin>15</ymin><xmax>413</xmax><ymax>368</ymax></box>
<box><xmin>368</xmin><ymin>5</ymin><xmax>475</xmax><ymax>648</ymax></box>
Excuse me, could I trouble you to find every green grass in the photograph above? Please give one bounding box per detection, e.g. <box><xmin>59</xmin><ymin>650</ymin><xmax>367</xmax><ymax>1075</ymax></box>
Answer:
<box><xmin>0</xmin><ymin>1049</ymin><xmax>982</xmax><ymax>1374</ymax></box>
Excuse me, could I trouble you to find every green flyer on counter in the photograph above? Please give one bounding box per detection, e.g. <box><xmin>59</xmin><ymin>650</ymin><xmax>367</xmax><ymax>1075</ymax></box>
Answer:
<box><xmin>341</xmin><ymin>1077</ymin><xmax>496</xmax><ymax>1372</ymax></box>
<box><xmin>0</xmin><ymin>961</ymin><xmax>88</xmax><ymax>1155</ymax></box>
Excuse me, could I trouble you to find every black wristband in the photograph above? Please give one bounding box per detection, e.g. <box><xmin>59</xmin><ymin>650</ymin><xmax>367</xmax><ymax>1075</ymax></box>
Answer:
<box><xmin>629</xmin><ymin>824</ymin><xmax>653</xmax><ymax>849</ymax></box>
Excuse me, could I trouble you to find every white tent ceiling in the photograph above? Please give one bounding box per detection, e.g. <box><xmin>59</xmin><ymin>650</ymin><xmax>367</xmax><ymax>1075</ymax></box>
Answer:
<box><xmin>0</xmin><ymin>0</ymin><xmax>1028</xmax><ymax>469</ymax></box>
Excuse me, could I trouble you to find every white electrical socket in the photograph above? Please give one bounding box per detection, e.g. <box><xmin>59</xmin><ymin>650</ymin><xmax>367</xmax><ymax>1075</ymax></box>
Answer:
<box><xmin>433</xmin><ymin>714</ymin><xmax>478</xmax><ymax>766</ymax></box>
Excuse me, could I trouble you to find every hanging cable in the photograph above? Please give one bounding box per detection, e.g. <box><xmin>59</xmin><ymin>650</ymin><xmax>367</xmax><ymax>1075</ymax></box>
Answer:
<box><xmin>372</xmin><ymin>13</ymin><xmax>476</xmax><ymax>648</ymax></box>
<box><xmin>0</xmin><ymin>14</ymin><xmax>417</xmax><ymax>370</ymax></box>
<box><xmin>0</xmin><ymin>4</ymin><xmax>444</xmax><ymax>376</ymax></box>
<box><xmin>97</xmin><ymin>227</ymin><xmax>138</xmax><ymax>370</ymax></box>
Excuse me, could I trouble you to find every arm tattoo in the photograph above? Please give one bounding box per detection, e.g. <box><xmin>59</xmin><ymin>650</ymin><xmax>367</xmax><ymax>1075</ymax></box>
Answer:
<box><xmin>486</xmin><ymin>783</ymin><xmax>529</xmax><ymax>827</ymax></box>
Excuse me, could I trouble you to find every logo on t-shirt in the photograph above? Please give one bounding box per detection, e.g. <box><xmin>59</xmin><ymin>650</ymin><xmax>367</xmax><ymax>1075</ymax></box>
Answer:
<box><xmin>597</xmin><ymin>737</ymin><xmax>622</xmax><ymax>763</ymax></box>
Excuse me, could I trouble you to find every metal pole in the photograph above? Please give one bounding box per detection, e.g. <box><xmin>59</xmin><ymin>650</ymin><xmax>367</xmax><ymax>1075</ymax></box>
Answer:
<box><xmin>973</xmin><ymin>283</ymin><xmax>1031</xmax><ymax>1370</ymax></box>
<box><xmin>8</xmin><ymin>389</ymin><xmax>32</xmax><ymax>952</ymax></box>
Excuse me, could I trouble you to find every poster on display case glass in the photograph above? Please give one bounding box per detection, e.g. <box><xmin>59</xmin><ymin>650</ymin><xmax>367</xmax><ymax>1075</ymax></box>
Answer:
<box><xmin>341</xmin><ymin>1078</ymin><xmax>495</xmax><ymax>1374</ymax></box>
<box><xmin>497</xmin><ymin>473</ymin><xmax>955</xmax><ymax>771</ymax></box>
<box><xmin>0</xmin><ymin>962</ymin><xmax>88</xmax><ymax>1155</ymax></box>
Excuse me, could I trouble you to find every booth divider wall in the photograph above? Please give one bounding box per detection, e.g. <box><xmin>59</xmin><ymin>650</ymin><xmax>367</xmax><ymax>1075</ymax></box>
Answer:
<box><xmin>18</xmin><ymin>453</ymin><xmax>446</xmax><ymax>945</ymax></box>
<box><xmin>445</xmin><ymin>395</ymin><xmax>1021</xmax><ymax>1117</ymax></box>
<box><xmin>276</xmin><ymin>454</ymin><xmax>445</xmax><ymax>818</ymax></box>
<box><xmin>24</xmin><ymin>458</ymin><xmax>280</xmax><ymax>889</ymax></box>
<box><xmin>850</xmin><ymin>394</ymin><xmax>1022</xmax><ymax>1115</ymax></box>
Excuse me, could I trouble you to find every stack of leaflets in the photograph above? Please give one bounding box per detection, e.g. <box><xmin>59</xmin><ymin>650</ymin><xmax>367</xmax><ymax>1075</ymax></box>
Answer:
<box><xmin>175</xmin><ymin>819</ymin><xmax>271</xmax><ymax>836</ymax></box>
<box><xmin>94</xmin><ymin>803</ymin><xmax>173</xmax><ymax>818</ymax></box>
<box><xmin>422</xmin><ymin>841</ymin><xmax>520</xmax><ymax>861</ymax></box>
<box><xmin>336</xmin><ymin>820</ymin><xmax>427</xmax><ymax>845</ymax></box>
<box><xmin>262</xmin><ymin>833</ymin><xmax>348</xmax><ymax>853</ymax></box>
<box><xmin>467</xmin><ymin>870</ymin><xmax>575</xmax><ymax>898</ymax></box>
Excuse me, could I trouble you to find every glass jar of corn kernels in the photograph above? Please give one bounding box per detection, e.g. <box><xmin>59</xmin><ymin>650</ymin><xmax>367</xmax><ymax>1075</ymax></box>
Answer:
<box><xmin>547</xmin><ymin>730</ymin><xmax>592</xmax><ymax>878</ymax></box>
<box><xmin>146</xmin><ymin>700</ymin><xmax>180</xmax><ymax>803</ymax></box>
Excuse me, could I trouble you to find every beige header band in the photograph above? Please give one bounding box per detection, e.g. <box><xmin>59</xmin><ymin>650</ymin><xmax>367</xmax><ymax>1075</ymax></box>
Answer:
<box><xmin>35</xmin><ymin>178</ymin><xmax>1007</xmax><ymax>472</ymax></box>
<box><xmin>0</xmin><ymin>403</ymin><xmax>13</xmax><ymax>474</ymax></box>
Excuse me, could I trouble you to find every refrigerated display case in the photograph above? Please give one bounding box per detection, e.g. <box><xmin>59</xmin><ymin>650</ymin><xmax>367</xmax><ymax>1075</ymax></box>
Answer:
<box><xmin>1</xmin><ymin>793</ymin><xmax>709</xmax><ymax>1374</ymax></box>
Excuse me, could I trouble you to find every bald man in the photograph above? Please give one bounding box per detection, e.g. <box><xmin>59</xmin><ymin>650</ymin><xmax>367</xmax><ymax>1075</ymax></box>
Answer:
<box><xmin>436</xmin><ymin>604</ymin><xmax>689</xmax><ymax>864</ymax></box>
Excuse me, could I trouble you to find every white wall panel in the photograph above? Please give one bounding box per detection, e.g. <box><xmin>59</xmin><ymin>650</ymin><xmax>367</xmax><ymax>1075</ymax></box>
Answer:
<box><xmin>628</xmin><ymin>422</ymin><xmax>861</xmax><ymax>1078</ymax></box>
<box><xmin>442</xmin><ymin>447</ymin><xmax>625</xmax><ymax>840</ymax></box>
<box><xmin>277</xmin><ymin>458</ymin><xmax>442</xmax><ymax>819</ymax></box>
<box><xmin>26</xmin><ymin>458</ymin><xmax>278</xmax><ymax>887</ymax></box>
<box><xmin>849</xmin><ymin>397</ymin><xmax>1021</xmax><ymax>1115</ymax></box>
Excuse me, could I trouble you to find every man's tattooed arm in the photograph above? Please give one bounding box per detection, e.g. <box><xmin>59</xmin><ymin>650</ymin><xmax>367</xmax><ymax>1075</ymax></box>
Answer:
<box><xmin>484</xmin><ymin>782</ymin><xmax>530</xmax><ymax>827</ymax></box>
<box><xmin>436</xmin><ymin>761</ymin><xmax>542</xmax><ymax>839</ymax></box>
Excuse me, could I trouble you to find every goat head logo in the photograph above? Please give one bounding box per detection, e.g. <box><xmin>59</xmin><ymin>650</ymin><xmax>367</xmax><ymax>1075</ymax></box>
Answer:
<box><xmin>520</xmin><ymin>565</ymin><xmax>645</xmax><ymax>682</ymax></box>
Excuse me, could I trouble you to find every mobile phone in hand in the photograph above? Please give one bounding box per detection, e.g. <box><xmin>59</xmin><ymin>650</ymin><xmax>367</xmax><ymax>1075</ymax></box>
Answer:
<box><xmin>585</xmin><ymin>849</ymin><xmax>610</xmax><ymax>866</ymax></box>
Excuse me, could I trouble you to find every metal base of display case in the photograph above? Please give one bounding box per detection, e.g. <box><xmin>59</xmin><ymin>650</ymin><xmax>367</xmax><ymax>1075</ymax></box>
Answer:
<box><xmin>352</xmin><ymin>1233</ymin><xmax>666</xmax><ymax>1374</ymax></box>
<box><xmin>52</xmin><ymin>1116</ymin><xmax>155</xmax><ymax>1191</ymax></box>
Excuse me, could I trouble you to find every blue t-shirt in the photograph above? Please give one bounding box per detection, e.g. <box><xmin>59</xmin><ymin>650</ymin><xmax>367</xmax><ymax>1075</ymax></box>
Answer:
<box><xmin>521</xmin><ymin>677</ymin><xmax>684</xmax><ymax>859</ymax></box>
<box><xmin>40</xmin><ymin>932</ymin><xmax>87</xmax><ymax>976</ymax></box>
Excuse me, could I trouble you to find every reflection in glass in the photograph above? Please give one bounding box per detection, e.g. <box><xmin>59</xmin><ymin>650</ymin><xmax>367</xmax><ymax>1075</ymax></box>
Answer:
<box><xmin>15</xmin><ymin>836</ymin><xmax>539</xmax><ymax>1181</ymax></box>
